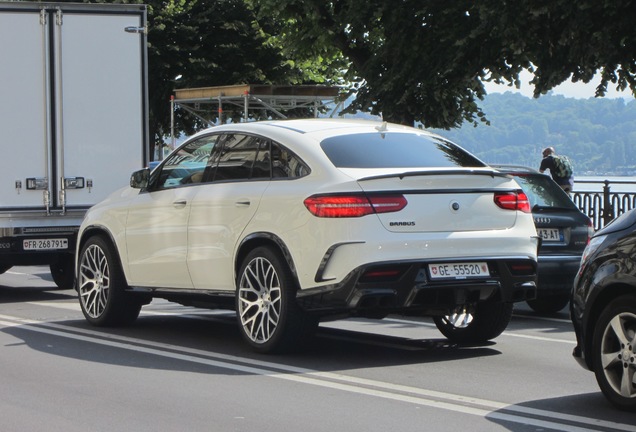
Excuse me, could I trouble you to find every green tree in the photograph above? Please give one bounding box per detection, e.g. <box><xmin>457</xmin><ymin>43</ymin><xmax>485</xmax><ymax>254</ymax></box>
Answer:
<box><xmin>509</xmin><ymin>0</ymin><xmax>636</xmax><ymax>100</ymax></box>
<box><xmin>146</xmin><ymin>0</ymin><xmax>338</xmax><ymax>155</ymax></box>
<box><xmin>249</xmin><ymin>0</ymin><xmax>636</xmax><ymax>128</ymax></box>
<box><xmin>249</xmin><ymin>0</ymin><xmax>521</xmax><ymax>127</ymax></box>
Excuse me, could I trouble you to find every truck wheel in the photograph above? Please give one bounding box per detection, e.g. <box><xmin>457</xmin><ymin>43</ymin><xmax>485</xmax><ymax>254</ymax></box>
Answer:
<box><xmin>50</xmin><ymin>256</ymin><xmax>75</xmax><ymax>290</ymax></box>
<box><xmin>0</xmin><ymin>264</ymin><xmax>11</xmax><ymax>275</ymax></box>
<box><xmin>592</xmin><ymin>295</ymin><xmax>636</xmax><ymax>411</ymax></box>
<box><xmin>526</xmin><ymin>294</ymin><xmax>570</xmax><ymax>314</ymax></box>
<box><xmin>236</xmin><ymin>246</ymin><xmax>316</xmax><ymax>353</ymax></box>
<box><xmin>77</xmin><ymin>235</ymin><xmax>141</xmax><ymax>326</ymax></box>
<box><xmin>433</xmin><ymin>302</ymin><xmax>513</xmax><ymax>344</ymax></box>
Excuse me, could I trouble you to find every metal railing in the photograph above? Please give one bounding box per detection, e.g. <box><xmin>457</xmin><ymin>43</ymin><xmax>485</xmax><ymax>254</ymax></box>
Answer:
<box><xmin>572</xmin><ymin>179</ymin><xmax>636</xmax><ymax>230</ymax></box>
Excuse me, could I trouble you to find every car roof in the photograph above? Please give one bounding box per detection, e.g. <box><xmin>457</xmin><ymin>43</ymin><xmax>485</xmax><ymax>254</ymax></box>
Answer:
<box><xmin>189</xmin><ymin>118</ymin><xmax>443</xmax><ymax>143</ymax></box>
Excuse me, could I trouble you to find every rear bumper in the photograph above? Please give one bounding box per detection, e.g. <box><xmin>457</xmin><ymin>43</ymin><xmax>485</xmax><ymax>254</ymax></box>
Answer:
<box><xmin>296</xmin><ymin>257</ymin><xmax>537</xmax><ymax>317</ymax></box>
<box><xmin>0</xmin><ymin>228</ymin><xmax>78</xmax><ymax>266</ymax></box>
<box><xmin>536</xmin><ymin>254</ymin><xmax>581</xmax><ymax>296</ymax></box>
<box><xmin>0</xmin><ymin>210</ymin><xmax>84</xmax><ymax>265</ymax></box>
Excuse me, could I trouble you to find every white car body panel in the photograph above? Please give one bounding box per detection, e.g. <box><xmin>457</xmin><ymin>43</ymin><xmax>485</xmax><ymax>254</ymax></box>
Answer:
<box><xmin>125</xmin><ymin>187</ymin><xmax>197</xmax><ymax>288</ymax></box>
<box><xmin>187</xmin><ymin>180</ymin><xmax>269</xmax><ymax>289</ymax></box>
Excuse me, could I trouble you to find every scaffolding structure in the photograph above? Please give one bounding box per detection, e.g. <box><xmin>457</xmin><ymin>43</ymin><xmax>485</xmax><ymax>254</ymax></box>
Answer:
<box><xmin>170</xmin><ymin>84</ymin><xmax>343</xmax><ymax>147</ymax></box>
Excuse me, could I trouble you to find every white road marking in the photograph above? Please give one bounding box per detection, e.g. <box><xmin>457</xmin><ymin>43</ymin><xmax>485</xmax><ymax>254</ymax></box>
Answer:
<box><xmin>28</xmin><ymin>301</ymin><xmax>577</xmax><ymax>345</ymax></box>
<box><xmin>0</xmin><ymin>313</ymin><xmax>632</xmax><ymax>432</ymax></box>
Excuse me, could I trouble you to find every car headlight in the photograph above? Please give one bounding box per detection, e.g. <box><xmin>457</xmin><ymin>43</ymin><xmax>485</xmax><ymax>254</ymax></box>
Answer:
<box><xmin>580</xmin><ymin>234</ymin><xmax>607</xmax><ymax>266</ymax></box>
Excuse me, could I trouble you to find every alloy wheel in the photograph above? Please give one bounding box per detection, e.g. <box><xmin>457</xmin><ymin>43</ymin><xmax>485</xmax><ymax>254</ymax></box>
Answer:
<box><xmin>79</xmin><ymin>244</ymin><xmax>110</xmax><ymax>319</ymax></box>
<box><xmin>599</xmin><ymin>312</ymin><xmax>636</xmax><ymax>399</ymax></box>
<box><xmin>237</xmin><ymin>256</ymin><xmax>282</xmax><ymax>344</ymax></box>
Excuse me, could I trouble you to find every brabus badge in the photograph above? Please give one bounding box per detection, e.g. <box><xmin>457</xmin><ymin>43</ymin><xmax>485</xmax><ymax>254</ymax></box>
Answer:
<box><xmin>389</xmin><ymin>221</ymin><xmax>416</xmax><ymax>227</ymax></box>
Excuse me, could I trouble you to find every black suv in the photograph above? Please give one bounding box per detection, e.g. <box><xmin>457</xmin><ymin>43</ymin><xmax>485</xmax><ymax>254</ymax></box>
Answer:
<box><xmin>493</xmin><ymin>165</ymin><xmax>593</xmax><ymax>313</ymax></box>
<box><xmin>571</xmin><ymin>208</ymin><xmax>636</xmax><ymax>411</ymax></box>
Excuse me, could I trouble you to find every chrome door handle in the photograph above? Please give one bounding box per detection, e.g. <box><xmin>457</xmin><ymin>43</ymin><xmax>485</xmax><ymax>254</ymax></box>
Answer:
<box><xmin>173</xmin><ymin>199</ymin><xmax>187</xmax><ymax>208</ymax></box>
<box><xmin>236</xmin><ymin>200</ymin><xmax>250</xmax><ymax>206</ymax></box>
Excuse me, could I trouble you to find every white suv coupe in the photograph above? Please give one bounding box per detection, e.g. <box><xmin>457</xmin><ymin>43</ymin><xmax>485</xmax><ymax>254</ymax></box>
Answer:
<box><xmin>76</xmin><ymin>119</ymin><xmax>539</xmax><ymax>353</ymax></box>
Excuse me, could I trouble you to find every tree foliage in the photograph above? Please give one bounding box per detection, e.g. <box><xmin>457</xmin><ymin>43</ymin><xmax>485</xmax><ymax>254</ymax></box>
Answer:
<box><xmin>249</xmin><ymin>0</ymin><xmax>636</xmax><ymax>128</ymax></box>
<box><xmin>509</xmin><ymin>0</ymin><xmax>636</xmax><ymax>99</ymax></box>
<box><xmin>145</xmin><ymin>0</ymin><xmax>336</xmax><ymax>152</ymax></box>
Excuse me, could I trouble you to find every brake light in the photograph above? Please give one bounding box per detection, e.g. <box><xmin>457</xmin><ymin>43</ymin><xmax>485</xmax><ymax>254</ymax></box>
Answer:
<box><xmin>304</xmin><ymin>194</ymin><xmax>407</xmax><ymax>218</ymax></box>
<box><xmin>494</xmin><ymin>191</ymin><xmax>531</xmax><ymax>213</ymax></box>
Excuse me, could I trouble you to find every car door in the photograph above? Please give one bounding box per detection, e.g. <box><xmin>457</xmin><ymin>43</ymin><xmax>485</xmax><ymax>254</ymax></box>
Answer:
<box><xmin>125</xmin><ymin>135</ymin><xmax>217</xmax><ymax>288</ymax></box>
<box><xmin>187</xmin><ymin>134</ymin><xmax>271</xmax><ymax>290</ymax></box>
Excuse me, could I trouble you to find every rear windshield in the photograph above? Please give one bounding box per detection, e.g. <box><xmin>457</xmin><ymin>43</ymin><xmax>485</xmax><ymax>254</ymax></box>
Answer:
<box><xmin>320</xmin><ymin>132</ymin><xmax>486</xmax><ymax>168</ymax></box>
<box><xmin>512</xmin><ymin>174</ymin><xmax>578</xmax><ymax>209</ymax></box>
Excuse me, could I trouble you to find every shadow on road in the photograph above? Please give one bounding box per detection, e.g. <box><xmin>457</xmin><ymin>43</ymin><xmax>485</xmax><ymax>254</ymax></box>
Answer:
<box><xmin>0</xmin><ymin>286</ymin><xmax>74</xmax><ymax>303</ymax></box>
<box><xmin>0</xmin><ymin>265</ymin><xmax>74</xmax><ymax>303</ymax></box>
<box><xmin>486</xmin><ymin>392</ymin><xmax>635</xmax><ymax>431</ymax></box>
<box><xmin>0</xmin><ymin>308</ymin><xmax>502</xmax><ymax>376</ymax></box>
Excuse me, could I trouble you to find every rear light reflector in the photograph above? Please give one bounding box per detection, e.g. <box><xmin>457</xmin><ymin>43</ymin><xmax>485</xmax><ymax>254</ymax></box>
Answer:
<box><xmin>508</xmin><ymin>261</ymin><xmax>536</xmax><ymax>276</ymax></box>
<box><xmin>494</xmin><ymin>191</ymin><xmax>531</xmax><ymax>213</ymax></box>
<box><xmin>304</xmin><ymin>194</ymin><xmax>407</xmax><ymax>218</ymax></box>
<box><xmin>359</xmin><ymin>265</ymin><xmax>409</xmax><ymax>282</ymax></box>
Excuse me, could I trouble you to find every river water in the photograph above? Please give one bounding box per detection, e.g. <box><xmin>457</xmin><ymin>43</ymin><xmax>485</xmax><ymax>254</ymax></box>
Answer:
<box><xmin>575</xmin><ymin>176</ymin><xmax>636</xmax><ymax>193</ymax></box>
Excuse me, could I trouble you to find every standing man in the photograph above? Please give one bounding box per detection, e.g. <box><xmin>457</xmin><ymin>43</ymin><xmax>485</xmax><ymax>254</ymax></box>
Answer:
<box><xmin>539</xmin><ymin>147</ymin><xmax>574</xmax><ymax>192</ymax></box>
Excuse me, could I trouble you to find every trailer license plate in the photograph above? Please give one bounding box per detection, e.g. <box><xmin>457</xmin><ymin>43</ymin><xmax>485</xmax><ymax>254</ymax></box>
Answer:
<box><xmin>23</xmin><ymin>239</ymin><xmax>68</xmax><ymax>250</ymax></box>
<box><xmin>428</xmin><ymin>262</ymin><xmax>489</xmax><ymax>279</ymax></box>
<box><xmin>537</xmin><ymin>228</ymin><xmax>562</xmax><ymax>242</ymax></box>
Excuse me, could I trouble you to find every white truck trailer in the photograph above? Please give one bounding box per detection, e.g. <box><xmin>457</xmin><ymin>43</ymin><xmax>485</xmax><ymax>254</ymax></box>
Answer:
<box><xmin>0</xmin><ymin>2</ymin><xmax>149</xmax><ymax>288</ymax></box>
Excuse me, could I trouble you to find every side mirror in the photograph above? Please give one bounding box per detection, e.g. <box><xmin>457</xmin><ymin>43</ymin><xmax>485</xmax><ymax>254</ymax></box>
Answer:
<box><xmin>130</xmin><ymin>168</ymin><xmax>149</xmax><ymax>189</ymax></box>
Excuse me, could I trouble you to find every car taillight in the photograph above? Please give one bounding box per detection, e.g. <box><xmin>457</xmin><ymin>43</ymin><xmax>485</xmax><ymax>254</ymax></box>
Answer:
<box><xmin>304</xmin><ymin>194</ymin><xmax>407</xmax><ymax>218</ymax></box>
<box><xmin>493</xmin><ymin>191</ymin><xmax>531</xmax><ymax>213</ymax></box>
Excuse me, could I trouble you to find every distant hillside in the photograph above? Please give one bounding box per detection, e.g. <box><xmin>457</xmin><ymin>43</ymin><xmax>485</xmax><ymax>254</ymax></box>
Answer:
<box><xmin>430</xmin><ymin>92</ymin><xmax>636</xmax><ymax>175</ymax></box>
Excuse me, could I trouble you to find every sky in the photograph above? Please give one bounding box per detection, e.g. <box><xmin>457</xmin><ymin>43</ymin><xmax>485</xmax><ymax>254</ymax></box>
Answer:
<box><xmin>484</xmin><ymin>70</ymin><xmax>633</xmax><ymax>99</ymax></box>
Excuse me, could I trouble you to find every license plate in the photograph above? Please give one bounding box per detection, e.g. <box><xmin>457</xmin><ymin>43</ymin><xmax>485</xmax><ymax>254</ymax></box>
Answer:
<box><xmin>23</xmin><ymin>239</ymin><xmax>68</xmax><ymax>250</ymax></box>
<box><xmin>428</xmin><ymin>262</ymin><xmax>490</xmax><ymax>279</ymax></box>
<box><xmin>537</xmin><ymin>228</ymin><xmax>562</xmax><ymax>242</ymax></box>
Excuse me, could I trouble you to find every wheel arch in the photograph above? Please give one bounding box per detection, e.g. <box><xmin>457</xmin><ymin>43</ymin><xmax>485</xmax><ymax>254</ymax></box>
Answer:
<box><xmin>235</xmin><ymin>232</ymin><xmax>300</xmax><ymax>288</ymax></box>
<box><xmin>584</xmin><ymin>282</ymin><xmax>636</xmax><ymax>369</ymax></box>
<box><xmin>77</xmin><ymin>225</ymin><xmax>129</xmax><ymax>283</ymax></box>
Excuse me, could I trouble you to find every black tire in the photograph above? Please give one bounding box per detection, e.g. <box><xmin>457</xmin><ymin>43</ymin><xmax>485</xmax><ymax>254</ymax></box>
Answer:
<box><xmin>433</xmin><ymin>302</ymin><xmax>513</xmax><ymax>344</ymax></box>
<box><xmin>236</xmin><ymin>246</ymin><xmax>317</xmax><ymax>353</ymax></box>
<box><xmin>527</xmin><ymin>294</ymin><xmax>570</xmax><ymax>314</ymax></box>
<box><xmin>49</xmin><ymin>256</ymin><xmax>75</xmax><ymax>290</ymax></box>
<box><xmin>592</xmin><ymin>295</ymin><xmax>636</xmax><ymax>411</ymax></box>
<box><xmin>0</xmin><ymin>264</ymin><xmax>11</xmax><ymax>275</ymax></box>
<box><xmin>77</xmin><ymin>235</ymin><xmax>141</xmax><ymax>326</ymax></box>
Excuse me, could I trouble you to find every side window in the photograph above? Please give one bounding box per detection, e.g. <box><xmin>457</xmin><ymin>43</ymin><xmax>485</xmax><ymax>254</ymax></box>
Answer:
<box><xmin>154</xmin><ymin>135</ymin><xmax>217</xmax><ymax>189</ymax></box>
<box><xmin>203</xmin><ymin>134</ymin><xmax>310</xmax><ymax>182</ymax></box>
<box><xmin>251</xmin><ymin>137</ymin><xmax>271</xmax><ymax>180</ymax></box>
<box><xmin>271</xmin><ymin>142</ymin><xmax>310</xmax><ymax>179</ymax></box>
<box><xmin>212</xmin><ymin>134</ymin><xmax>259</xmax><ymax>181</ymax></box>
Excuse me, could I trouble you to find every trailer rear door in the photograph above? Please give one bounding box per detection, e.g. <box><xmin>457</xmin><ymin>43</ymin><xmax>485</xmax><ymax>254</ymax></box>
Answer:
<box><xmin>56</xmin><ymin>10</ymin><xmax>147</xmax><ymax>209</ymax></box>
<box><xmin>0</xmin><ymin>3</ymin><xmax>148</xmax><ymax>212</ymax></box>
<box><xmin>0</xmin><ymin>9</ymin><xmax>50</xmax><ymax>209</ymax></box>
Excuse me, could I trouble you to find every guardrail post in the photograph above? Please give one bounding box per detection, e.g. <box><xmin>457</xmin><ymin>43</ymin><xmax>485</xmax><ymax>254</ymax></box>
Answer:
<box><xmin>603</xmin><ymin>180</ymin><xmax>614</xmax><ymax>226</ymax></box>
